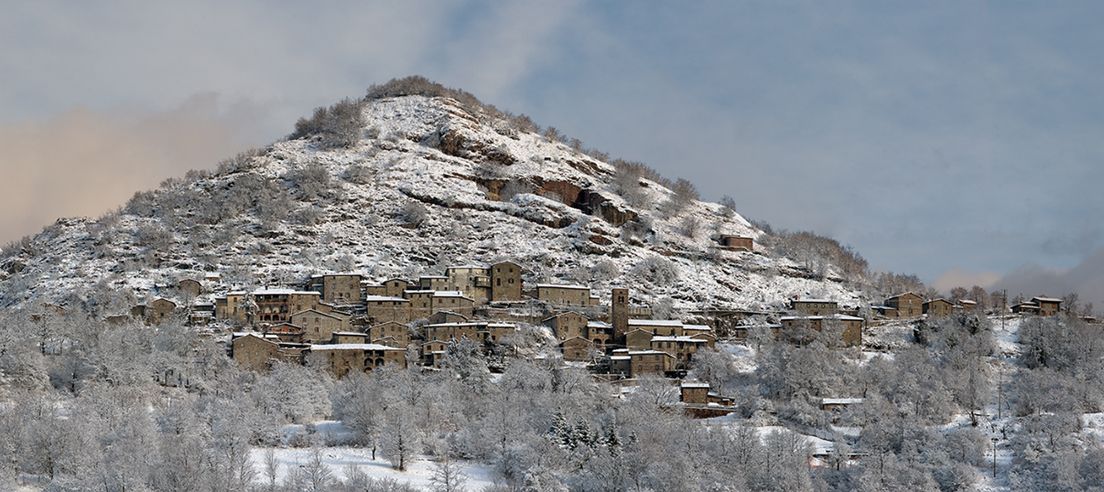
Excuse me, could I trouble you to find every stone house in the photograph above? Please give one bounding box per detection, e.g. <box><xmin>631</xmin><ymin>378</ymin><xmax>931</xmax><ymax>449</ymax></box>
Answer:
<box><xmin>628</xmin><ymin>319</ymin><xmax>685</xmax><ymax>337</ymax></box>
<box><xmin>428</xmin><ymin>311</ymin><xmax>469</xmax><ymax>324</ymax></box>
<box><xmin>307</xmin><ymin>343</ymin><xmax>407</xmax><ymax>378</ymax></box>
<box><xmin>431</xmin><ymin>291</ymin><xmax>475</xmax><ymax>317</ymax></box>
<box><xmin>422</xmin><ymin>340</ymin><xmax>448</xmax><ymax>368</ymax></box>
<box><xmin>215</xmin><ymin>292</ymin><xmax>250</xmax><ymax>324</ymax></box>
<box><xmin>289</xmin><ymin>309</ymin><xmax>346</xmax><ymax>343</ymax></box>
<box><xmin>586</xmin><ymin>321</ymin><xmax>613</xmax><ymax>348</ymax></box>
<box><xmin>680</xmin><ymin>381</ymin><xmax>736</xmax><ymax>418</ymax></box>
<box><xmin>923</xmin><ymin>298</ymin><xmax>955</xmax><ymax>317</ymax></box>
<box><xmin>718</xmin><ymin>235</ymin><xmax>754</xmax><ymax>252</ymax></box>
<box><xmin>560</xmin><ymin>336</ymin><xmax>596</xmax><ymax>362</ymax></box>
<box><xmin>368</xmin><ymin>321</ymin><xmax>410</xmax><ymax>348</ymax></box>
<box><xmin>542</xmin><ymin>311</ymin><xmax>589</xmax><ymax>341</ymax></box>
<box><xmin>177</xmin><ymin>279</ymin><xmax>203</xmax><ymax>298</ymax></box>
<box><xmin>266</xmin><ymin>323</ymin><xmax>306</xmax><ymax>343</ymax></box>
<box><xmin>417</xmin><ymin>275</ymin><xmax>449</xmax><ymax>291</ymax></box>
<box><xmin>536</xmin><ymin>284</ymin><xmax>592</xmax><ymax>307</ymax></box>
<box><xmin>884</xmin><ymin>293</ymin><xmax>924</xmax><ymax>318</ymax></box>
<box><xmin>364</xmin><ymin>295</ymin><xmax>411</xmax><ymax>323</ymax></box>
<box><xmin>147</xmin><ymin>298</ymin><xmax>177</xmax><ymax>325</ymax></box>
<box><xmin>306</xmin><ymin>274</ymin><xmax>364</xmax><ymax>305</ymax></box>
<box><xmin>790</xmin><ymin>299</ymin><xmax>839</xmax><ymax>316</ymax></box>
<box><xmin>628</xmin><ymin>350</ymin><xmax>675</xmax><ymax>377</ymax></box>
<box><xmin>650</xmin><ymin>336</ymin><xmax>708</xmax><ymax>367</ymax></box>
<box><xmin>625</xmin><ymin>329</ymin><xmax>654</xmax><ymax>350</ymax></box>
<box><xmin>779</xmin><ymin>315</ymin><xmax>864</xmax><ymax>347</ymax></box>
<box><xmin>1032</xmin><ymin>296</ymin><xmax>1063</xmax><ymax>316</ymax></box>
<box><xmin>490</xmin><ymin>261</ymin><xmax>524</xmax><ymax>302</ymax></box>
<box><xmin>1011</xmin><ymin>302</ymin><xmax>1041</xmax><ymax>315</ymax></box>
<box><xmin>253</xmin><ymin>289</ymin><xmax>322</xmax><ymax>324</ymax></box>
<box><xmin>446</xmin><ymin>265</ymin><xmax>491</xmax><ymax>304</ymax></box>
<box><xmin>231</xmin><ymin>333</ymin><xmax>278</xmax><ymax>372</ymax></box>
<box><xmin>329</xmin><ymin>331</ymin><xmax>368</xmax><ymax>344</ymax></box>
<box><xmin>403</xmin><ymin>290</ymin><xmax>435</xmax><ymax>320</ymax></box>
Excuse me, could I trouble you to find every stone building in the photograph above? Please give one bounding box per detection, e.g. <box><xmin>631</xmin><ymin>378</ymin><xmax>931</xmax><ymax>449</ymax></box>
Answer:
<box><xmin>779</xmin><ymin>315</ymin><xmax>864</xmax><ymax>347</ymax></box>
<box><xmin>307</xmin><ymin>344</ymin><xmax>407</xmax><ymax>378</ymax></box>
<box><xmin>253</xmin><ymin>289</ymin><xmax>323</xmax><ymax>324</ymax></box>
<box><xmin>718</xmin><ymin>235</ymin><xmax>754</xmax><ymax>252</ymax></box>
<box><xmin>368</xmin><ymin>321</ymin><xmax>410</xmax><ymax>348</ymax></box>
<box><xmin>490</xmin><ymin>261</ymin><xmax>524</xmax><ymax>302</ymax></box>
<box><xmin>611</xmin><ymin>288</ymin><xmax>629</xmax><ymax>345</ymax></box>
<box><xmin>536</xmin><ymin>284</ymin><xmax>593</xmax><ymax>307</ymax></box>
<box><xmin>884</xmin><ymin>293</ymin><xmax>924</xmax><ymax>318</ymax></box>
<box><xmin>289</xmin><ymin>309</ymin><xmax>347</xmax><ymax>343</ymax></box>
<box><xmin>364</xmin><ymin>295</ymin><xmax>411</xmax><ymax>323</ymax></box>
<box><xmin>431</xmin><ymin>291</ymin><xmax>475</xmax><ymax>317</ymax></box>
<box><xmin>790</xmin><ymin>299</ymin><xmax>839</xmax><ymax>316</ymax></box>
<box><xmin>1032</xmin><ymin>296</ymin><xmax>1063</xmax><ymax>316</ymax></box>
<box><xmin>144</xmin><ymin>298</ymin><xmax>178</xmax><ymax>326</ymax></box>
<box><xmin>446</xmin><ymin>265</ymin><xmax>491</xmax><ymax>304</ymax></box>
<box><xmin>231</xmin><ymin>333</ymin><xmax>278</xmax><ymax>372</ymax></box>
<box><xmin>177</xmin><ymin>279</ymin><xmax>203</xmax><ymax>298</ymax></box>
<box><xmin>923</xmin><ymin>298</ymin><xmax>955</xmax><ymax>317</ymax></box>
<box><xmin>417</xmin><ymin>275</ymin><xmax>449</xmax><ymax>291</ymax></box>
<box><xmin>542</xmin><ymin>311</ymin><xmax>589</xmax><ymax>341</ymax></box>
<box><xmin>306</xmin><ymin>274</ymin><xmax>364</xmax><ymax>305</ymax></box>
<box><xmin>560</xmin><ymin>336</ymin><xmax>595</xmax><ymax>362</ymax></box>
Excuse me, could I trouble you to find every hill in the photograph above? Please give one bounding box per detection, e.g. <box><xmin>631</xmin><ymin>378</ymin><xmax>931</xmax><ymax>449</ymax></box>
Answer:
<box><xmin>0</xmin><ymin>79</ymin><xmax>865</xmax><ymax>313</ymax></box>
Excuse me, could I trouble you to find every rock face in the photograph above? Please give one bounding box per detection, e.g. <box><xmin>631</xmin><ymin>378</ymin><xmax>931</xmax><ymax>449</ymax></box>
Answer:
<box><xmin>0</xmin><ymin>94</ymin><xmax>863</xmax><ymax>312</ymax></box>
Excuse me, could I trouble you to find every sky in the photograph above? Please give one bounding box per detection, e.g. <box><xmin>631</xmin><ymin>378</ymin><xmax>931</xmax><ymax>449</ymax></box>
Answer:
<box><xmin>2</xmin><ymin>1</ymin><xmax>1103</xmax><ymax>307</ymax></box>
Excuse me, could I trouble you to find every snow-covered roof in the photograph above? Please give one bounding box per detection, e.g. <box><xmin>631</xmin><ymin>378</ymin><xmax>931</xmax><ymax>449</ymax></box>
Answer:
<box><xmin>364</xmin><ymin>295</ymin><xmax>408</xmax><ymax>302</ymax></box>
<box><xmin>682</xmin><ymin>324</ymin><xmax>712</xmax><ymax>331</ymax></box>
<box><xmin>419</xmin><ymin>275</ymin><xmax>448</xmax><ymax>279</ymax></box>
<box><xmin>792</xmin><ymin>299</ymin><xmax>837</xmax><ymax>304</ymax></box>
<box><xmin>821</xmin><ymin>398</ymin><xmax>864</xmax><ymax>405</ymax></box>
<box><xmin>433</xmin><ymin>291</ymin><xmax>473</xmax><ymax>300</ymax></box>
<box><xmin>681</xmin><ymin>382</ymin><xmax>710</xmax><ymax>388</ymax></box>
<box><xmin>627</xmin><ymin>350</ymin><xmax>674</xmax><ymax>356</ymax></box>
<box><xmin>958</xmin><ymin>299</ymin><xmax>978</xmax><ymax>305</ymax></box>
<box><xmin>1032</xmin><ymin>296</ymin><xmax>1063</xmax><ymax>303</ymax></box>
<box><xmin>780</xmin><ymin>315</ymin><xmax>864</xmax><ymax>322</ymax></box>
<box><xmin>651</xmin><ymin>336</ymin><xmax>707</xmax><ymax>343</ymax></box>
<box><xmin>587</xmin><ymin>321</ymin><xmax>611</xmax><ymax>328</ymax></box>
<box><xmin>447</xmin><ymin>264</ymin><xmax>489</xmax><ymax>270</ymax></box>
<box><xmin>252</xmin><ymin>288</ymin><xmax>320</xmax><ymax>296</ymax></box>
<box><xmin>332</xmin><ymin>331</ymin><xmax>368</xmax><ymax>337</ymax></box>
<box><xmin>309</xmin><ymin>343</ymin><xmax>399</xmax><ymax>351</ymax></box>
<box><xmin>628</xmin><ymin>319</ymin><xmax>683</xmax><ymax>327</ymax></box>
<box><xmin>536</xmin><ymin>284</ymin><xmax>590</xmax><ymax>290</ymax></box>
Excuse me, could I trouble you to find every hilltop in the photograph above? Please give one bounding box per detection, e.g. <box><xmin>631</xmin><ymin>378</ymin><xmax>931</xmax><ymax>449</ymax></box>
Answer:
<box><xmin>0</xmin><ymin>78</ymin><xmax>866</xmax><ymax>312</ymax></box>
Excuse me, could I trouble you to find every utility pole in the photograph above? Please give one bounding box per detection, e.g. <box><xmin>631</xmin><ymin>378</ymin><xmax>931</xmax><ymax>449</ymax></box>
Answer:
<box><xmin>1001</xmin><ymin>289</ymin><xmax>1007</xmax><ymax>331</ymax></box>
<box><xmin>997</xmin><ymin>361</ymin><xmax>1003</xmax><ymax>420</ymax></box>
<box><xmin>992</xmin><ymin>437</ymin><xmax>998</xmax><ymax>478</ymax></box>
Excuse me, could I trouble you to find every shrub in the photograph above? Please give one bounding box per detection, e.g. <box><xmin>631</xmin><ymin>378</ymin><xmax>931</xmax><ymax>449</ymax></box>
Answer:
<box><xmin>290</xmin><ymin>98</ymin><xmax>366</xmax><ymax>148</ymax></box>
<box><xmin>632</xmin><ymin>256</ymin><xmax>680</xmax><ymax>285</ymax></box>
<box><xmin>400</xmin><ymin>201</ymin><xmax>428</xmax><ymax>227</ymax></box>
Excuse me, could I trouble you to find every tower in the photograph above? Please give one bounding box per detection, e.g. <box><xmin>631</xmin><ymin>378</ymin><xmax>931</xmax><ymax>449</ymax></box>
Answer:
<box><xmin>611</xmin><ymin>287</ymin><xmax>629</xmax><ymax>345</ymax></box>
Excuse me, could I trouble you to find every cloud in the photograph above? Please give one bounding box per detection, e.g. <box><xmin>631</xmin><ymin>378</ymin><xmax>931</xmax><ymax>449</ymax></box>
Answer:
<box><xmin>933</xmin><ymin>269</ymin><xmax>1002</xmax><ymax>293</ymax></box>
<box><xmin>0</xmin><ymin>94</ymin><xmax>269</xmax><ymax>243</ymax></box>
<box><xmin>993</xmin><ymin>248</ymin><xmax>1104</xmax><ymax>314</ymax></box>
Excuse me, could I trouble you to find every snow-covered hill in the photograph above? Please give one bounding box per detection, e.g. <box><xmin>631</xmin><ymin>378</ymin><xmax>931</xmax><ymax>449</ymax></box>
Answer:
<box><xmin>0</xmin><ymin>93</ymin><xmax>863</xmax><ymax>311</ymax></box>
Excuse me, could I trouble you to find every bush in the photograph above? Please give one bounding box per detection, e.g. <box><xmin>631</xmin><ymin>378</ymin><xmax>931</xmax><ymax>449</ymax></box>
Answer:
<box><xmin>632</xmin><ymin>256</ymin><xmax>680</xmax><ymax>285</ymax></box>
<box><xmin>400</xmin><ymin>201</ymin><xmax>428</xmax><ymax>227</ymax></box>
<box><xmin>290</xmin><ymin>98</ymin><xmax>366</xmax><ymax>148</ymax></box>
<box><xmin>286</xmin><ymin>163</ymin><xmax>334</xmax><ymax>201</ymax></box>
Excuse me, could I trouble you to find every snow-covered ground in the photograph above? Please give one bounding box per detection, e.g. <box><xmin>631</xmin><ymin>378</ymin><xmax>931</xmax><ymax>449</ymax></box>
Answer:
<box><xmin>248</xmin><ymin>447</ymin><xmax>497</xmax><ymax>489</ymax></box>
<box><xmin>0</xmin><ymin>94</ymin><xmax>866</xmax><ymax>314</ymax></box>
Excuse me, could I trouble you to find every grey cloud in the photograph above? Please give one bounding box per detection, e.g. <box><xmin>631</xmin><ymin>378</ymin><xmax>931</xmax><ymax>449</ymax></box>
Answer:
<box><xmin>0</xmin><ymin>94</ymin><xmax>269</xmax><ymax>243</ymax></box>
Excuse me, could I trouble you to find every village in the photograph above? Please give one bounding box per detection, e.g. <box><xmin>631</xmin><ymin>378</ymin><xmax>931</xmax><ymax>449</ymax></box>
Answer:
<box><xmin>116</xmin><ymin>234</ymin><xmax>1086</xmax><ymax>422</ymax></box>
